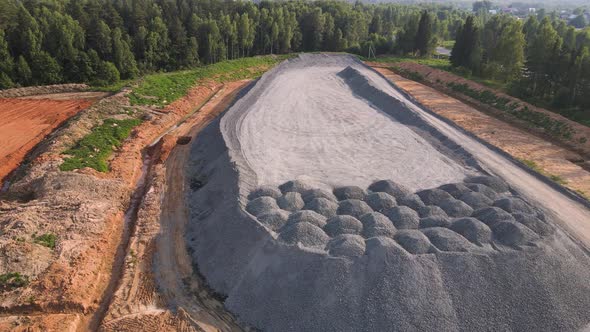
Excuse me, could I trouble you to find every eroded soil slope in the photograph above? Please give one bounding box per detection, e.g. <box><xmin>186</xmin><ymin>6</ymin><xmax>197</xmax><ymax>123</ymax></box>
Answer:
<box><xmin>0</xmin><ymin>98</ymin><xmax>95</xmax><ymax>185</ymax></box>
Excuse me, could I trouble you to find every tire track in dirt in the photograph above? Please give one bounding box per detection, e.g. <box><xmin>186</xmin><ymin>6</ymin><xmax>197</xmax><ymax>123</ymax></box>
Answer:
<box><xmin>97</xmin><ymin>80</ymin><xmax>250</xmax><ymax>332</ymax></box>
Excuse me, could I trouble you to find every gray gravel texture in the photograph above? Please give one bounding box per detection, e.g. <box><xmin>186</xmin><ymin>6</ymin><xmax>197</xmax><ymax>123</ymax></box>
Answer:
<box><xmin>186</xmin><ymin>54</ymin><xmax>590</xmax><ymax>332</ymax></box>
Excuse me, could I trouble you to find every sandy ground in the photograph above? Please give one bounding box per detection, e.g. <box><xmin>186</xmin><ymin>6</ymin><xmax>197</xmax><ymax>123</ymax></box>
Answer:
<box><xmin>185</xmin><ymin>54</ymin><xmax>590</xmax><ymax>331</ymax></box>
<box><xmin>232</xmin><ymin>56</ymin><xmax>472</xmax><ymax>191</ymax></box>
<box><xmin>0</xmin><ymin>98</ymin><xmax>95</xmax><ymax>185</ymax></box>
<box><xmin>371</xmin><ymin>67</ymin><xmax>590</xmax><ymax>247</ymax></box>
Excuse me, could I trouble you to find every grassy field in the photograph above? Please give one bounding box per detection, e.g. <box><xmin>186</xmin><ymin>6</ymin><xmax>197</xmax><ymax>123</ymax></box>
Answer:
<box><xmin>60</xmin><ymin>118</ymin><xmax>141</xmax><ymax>172</ymax></box>
<box><xmin>128</xmin><ymin>55</ymin><xmax>291</xmax><ymax>107</ymax></box>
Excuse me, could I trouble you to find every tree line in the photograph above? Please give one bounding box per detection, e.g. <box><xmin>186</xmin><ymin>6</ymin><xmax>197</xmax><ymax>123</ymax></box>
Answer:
<box><xmin>0</xmin><ymin>0</ymin><xmax>466</xmax><ymax>88</ymax></box>
<box><xmin>451</xmin><ymin>14</ymin><xmax>590</xmax><ymax>111</ymax></box>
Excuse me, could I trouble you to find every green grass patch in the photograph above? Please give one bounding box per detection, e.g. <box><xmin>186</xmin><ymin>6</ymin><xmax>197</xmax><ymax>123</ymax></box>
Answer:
<box><xmin>439</xmin><ymin>40</ymin><xmax>455</xmax><ymax>49</ymax></box>
<box><xmin>391</xmin><ymin>66</ymin><xmax>425</xmax><ymax>82</ymax></box>
<box><xmin>518</xmin><ymin>159</ymin><xmax>567</xmax><ymax>185</ymax></box>
<box><xmin>0</xmin><ymin>272</ymin><xmax>29</xmax><ymax>291</ymax></box>
<box><xmin>129</xmin><ymin>55</ymin><xmax>291</xmax><ymax>107</ymax></box>
<box><xmin>60</xmin><ymin>118</ymin><xmax>141</xmax><ymax>172</ymax></box>
<box><xmin>33</xmin><ymin>233</ymin><xmax>56</xmax><ymax>249</ymax></box>
<box><xmin>362</xmin><ymin>55</ymin><xmax>452</xmax><ymax>71</ymax></box>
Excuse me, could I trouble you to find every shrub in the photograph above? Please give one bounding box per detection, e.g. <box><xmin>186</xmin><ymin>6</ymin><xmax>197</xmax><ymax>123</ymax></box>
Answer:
<box><xmin>33</xmin><ymin>233</ymin><xmax>57</xmax><ymax>249</ymax></box>
<box><xmin>0</xmin><ymin>272</ymin><xmax>29</xmax><ymax>291</ymax></box>
<box><xmin>446</xmin><ymin>82</ymin><xmax>575</xmax><ymax>140</ymax></box>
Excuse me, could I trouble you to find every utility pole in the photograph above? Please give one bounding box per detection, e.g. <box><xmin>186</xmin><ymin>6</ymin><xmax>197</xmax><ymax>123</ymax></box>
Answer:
<box><xmin>368</xmin><ymin>44</ymin><xmax>376</xmax><ymax>59</ymax></box>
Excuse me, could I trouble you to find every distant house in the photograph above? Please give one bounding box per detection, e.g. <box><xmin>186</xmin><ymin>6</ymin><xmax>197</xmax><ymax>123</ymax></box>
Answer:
<box><xmin>528</xmin><ymin>8</ymin><xmax>536</xmax><ymax>13</ymax></box>
<box><xmin>489</xmin><ymin>9</ymin><xmax>497</xmax><ymax>14</ymax></box>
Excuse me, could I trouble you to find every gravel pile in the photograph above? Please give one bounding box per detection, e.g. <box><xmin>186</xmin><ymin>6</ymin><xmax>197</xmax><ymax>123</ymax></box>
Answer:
<box><xmin>187</xmin><ymin>54</ymin><xmax>590</xmax><ymax>332</ymax></box>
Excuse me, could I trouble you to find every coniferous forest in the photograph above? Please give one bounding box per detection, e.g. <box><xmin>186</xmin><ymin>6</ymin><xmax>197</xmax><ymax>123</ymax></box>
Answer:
<box><xmin>0</xmin><ymin>0</ymin><xmax>464</xmax><ymax>87</ymax></box>
<box><xmin>0</xmin><ymin>0</ymin><xmax>589</xmax><ymax>114</ymax></box>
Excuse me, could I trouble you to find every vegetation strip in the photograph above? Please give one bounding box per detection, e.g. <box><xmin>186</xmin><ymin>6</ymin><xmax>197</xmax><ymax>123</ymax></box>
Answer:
<box><xmin>129</xmin><ymin>56</ymin><xmax>287</xmax><ymax>107</ymax></box>
<box><xmin>60</xmin><ymin>118</ymin><xmax>142</xmax><ymax>172</ymax></box>
<box><xmin>445</xmin><ymin>82</ymin><xmax>575</xmax><ymax>141</ymax></box>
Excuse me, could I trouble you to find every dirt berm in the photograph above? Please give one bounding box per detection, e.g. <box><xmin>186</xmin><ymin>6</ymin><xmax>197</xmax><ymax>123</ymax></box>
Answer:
<box><xmin>185</xmin><ymin>54</ymin><xmax>590</xmax><ymax>331</ymax></box>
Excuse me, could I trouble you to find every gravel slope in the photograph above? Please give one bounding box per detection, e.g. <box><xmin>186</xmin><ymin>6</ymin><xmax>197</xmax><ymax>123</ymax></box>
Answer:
<box><xmin>230</xmin><ymin>54</ymin><xmax>473</xmax><ymax>191</ymax></box>
<box><xmin>186</xmin><ymin>54</ymin><xmax>590</xmax><ymax>332</ymax></box>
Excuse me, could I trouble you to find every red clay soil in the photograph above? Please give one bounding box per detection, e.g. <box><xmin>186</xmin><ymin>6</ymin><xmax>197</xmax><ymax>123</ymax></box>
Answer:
<box><xmin>0</xmin><ymin>98</ymin><xmax>94</xmax><ymax>186</ymax></box>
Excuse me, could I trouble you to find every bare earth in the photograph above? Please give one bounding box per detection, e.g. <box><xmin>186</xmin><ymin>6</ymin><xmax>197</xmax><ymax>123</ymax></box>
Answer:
<box><xmin>0</xmin><ymin>97</ymin><xmax>96</xmax><ymax>185</ymax></box>
<box><xmin>99</xmin><ymin>80</ymin><xmax>249</xmax><ymax>331</ymax></box>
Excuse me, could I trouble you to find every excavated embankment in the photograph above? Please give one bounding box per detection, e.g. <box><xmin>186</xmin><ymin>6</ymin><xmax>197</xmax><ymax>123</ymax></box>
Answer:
<box><xmin>186</xmin><ymin>54</ymin><xmax>590</xmax><ymax>331</ymax></box>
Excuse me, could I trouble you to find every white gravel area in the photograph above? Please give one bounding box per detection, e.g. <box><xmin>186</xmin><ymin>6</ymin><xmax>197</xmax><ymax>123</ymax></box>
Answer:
<box><xmin>228</xmin><ymin>54</ymin><xmax>471</xmax><ymax>191</ymax></box>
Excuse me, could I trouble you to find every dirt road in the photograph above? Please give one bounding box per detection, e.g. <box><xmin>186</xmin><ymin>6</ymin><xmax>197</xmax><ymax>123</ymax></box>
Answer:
<box><xmin>372</xmin><ymin>67</ymin><xmax>590</xmax><ymax>248</ymax></box>
<box><xmin>98</xmin><ymin>80</ymin><xmax>249</xmax><ymax>331</ymax></box>
<box><xmin>153</xmin><ymin>81</ymin><xmax>248</xmax><ymax>330</ymax></box>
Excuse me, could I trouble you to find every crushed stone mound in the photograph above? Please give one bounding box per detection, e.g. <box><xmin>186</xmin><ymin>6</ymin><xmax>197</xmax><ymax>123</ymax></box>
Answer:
<box><xmin>364</xmin><ymin>192</ymin><xmax>397</xmax><ymax>211</ymax></box>
<box><xmin>459</xmin><ymin>191</ymin><xmax>493</xmax><ymax>209</ymax></box>
<box><xmin>419</xmin><ymin>215</ymin><xmax>450</xmax><ymax>228</ymax></box>
<box><xmin>438</xmin><ymin>183</ymin><xmax>471</xmax><ymax>198</ymax></box>
<box><xmin>472</xmin><ymin>206</ymin><xmax>515</xmax><ymax>226</ymax></box>
<box><xmin>439</xmin><ymin>198</ymin><xmax>474</xmax><ymax>217</ymax></box>
<box><xmin>287</xmin><ymin>210</ymin><xmax>327</xmax><ymax>228</ymax></box>
<box><xmin>465</xmin><ymin>183</ymin><xmax>498</xmax><ymax>200</ymax></box>
<box><xmin>365</xmin><ymin>236</ymin><xmax>409</xmax><ymax>256</ymax></box>
<box><xmin>421</xmin><ymin>227</ymin><xmax>475</xmax><ymax>252</ymax></box>
<box><xmin>277</xmin><ymin>192</ymin><xmax>305</xmax><ymax>211</ymax></box>
<box><xmin>246</xmin><ymin>196</ymin><xmax>279</xmax><ymax>216</ymax></box>
<box><xmin>394</xmin><ymin>230</ymin><xmax>433</xmax><ymax>254</ymax></box>
<box><xmin>360</xmin><ymin>212</ymin><xmax>397</xmax><ymax>238</ymax></box>
<box><xmin>337</xmin><ymin>199</ymin><xmax>373</xmax><ymax>218</ymax></box>
<box><xmin>324</xmin><ymin>215</ymin><xmax>364</xmax><ymax>237</ymax></box>
<box><xmin>450</xmin><ymin>217</ymin><xmax>492</xmax><ymax>246</ymax></box>
<box><xmin>279</xmin><ymin>180</ymin><xmax>313</xmax><ymax>194</ymax></box>
<box><xmin>513</xmin><ymin>213</ymin><xmax>554</xmax><ymax>236</ymax></box>
<box><xmin>302</xmin><ymin>188</ymin><xmax>337</xmax><ymax>203</ymax></box>
<box><xmin>257</xmin><ymin>210</ymin><xmax>289</xmax><ymax>231</ymax></box>
<box><xmin>333</xmin><ymin>186</ymin><xmax>366</xmax><ymax>200</ymax></box>
<box><xmin>417</xmin><ymin>205</ymin><xmax>448</xmax><ymax>218</ymax></box>
<box><xmin>416</xmin><ymin>188</ymin><xmax>453</xmax><ymax>205</ymax></box>
<box><xmin>278</xmin><ymin>222</ymin><xmax>330</xmax><ymax>248</ymax></box>
<box><xmin>326</xmin><ymin>234</ymin><xmax>366</xmax><ymax>257</ymax></box>
<box><xmin>465</xmin><ymin>175</ymin><xmax>509</xmax><ymax>193</ymax></box>
<box><xmin>493</xmin><ymin>197</ymin><xmax>534</xmax><ymax>214</ymax></box>
<box><xmin>187</xmin><ymin>55</ymin><xmax>590</xmax><ymax>332</ymax></box>
<box><xmin>248</xmin><ymin>185</ymin><xmax>281</xmax><ymax>199</ymax></box>
<box><xmin>384</xmin><ymin>206</ymin><xmax>420</xmax><ymax>229</ymax></box>
<box><xmin>367</xmin><ymin>180</ymin><xmax>411</xmax><ymax>199</ymax></box>
<box><xmin>397</xmin><ymin>194</ymin><xmax>426</xmax><ymax>210</ymax></box>
<box><xmin>304</xmin><ymin>197</ymin><xmax>339</xmax><ymax>218</ymax></box>
<box><xmin>492</xmin><ymin>221</ymin><xmax>539</xmax><ymax>246</ymax></box>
